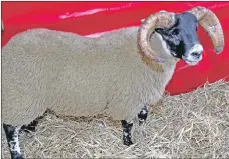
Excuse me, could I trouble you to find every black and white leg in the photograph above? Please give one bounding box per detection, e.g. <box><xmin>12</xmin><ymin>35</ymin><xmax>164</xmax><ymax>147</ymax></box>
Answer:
<box><xmin>3</xmin><ymin>124</ymin><xmax>23</xmax><ymax>159</ymax></box>
<box><xmin>138</xmin><ymin>104</ymin><xmax>149</xmax><ymax>126</ymax></box>
<box><xmin>121</xmin><ymin>120</ymin><xmax>133</xmax><ymax>146</ymax></box>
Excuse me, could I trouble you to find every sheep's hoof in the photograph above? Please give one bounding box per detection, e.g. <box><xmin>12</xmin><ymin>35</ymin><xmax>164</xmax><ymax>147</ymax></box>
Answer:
<box><xmin>11</xmin><ymin>153</ymin><xmax>24</xmax><ymax>159</ymax></box>
<box><xmin>139</xmin><ymin>120</ymin><xmax>145</xmax><ymax>126</ymax></box>
<box><xmin>124</xmin><ymin>139</ymin><xmax>133</xmax><ymax>146</ymax></box>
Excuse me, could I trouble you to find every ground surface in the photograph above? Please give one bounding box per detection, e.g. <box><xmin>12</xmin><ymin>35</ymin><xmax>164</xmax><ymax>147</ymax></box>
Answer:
<box><xmin>2</xmin><ymin>80</ymin><xmax>229</xmax><ymax>158</ymax></box>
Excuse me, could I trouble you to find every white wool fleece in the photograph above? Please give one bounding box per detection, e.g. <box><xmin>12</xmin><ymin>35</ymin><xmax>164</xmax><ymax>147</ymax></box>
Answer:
<box><xmin>2</xmin><ymin>27</ymin><xmax>178</xmax><ymax>126</ymax></box>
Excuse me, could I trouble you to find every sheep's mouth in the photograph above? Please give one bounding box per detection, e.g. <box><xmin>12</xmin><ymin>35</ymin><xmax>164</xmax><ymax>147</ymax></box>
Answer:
<box><xmin>184</xmin><ymin>59</ymin><xmax>199</xmax><ymax>65</ymax></box>
<box><xmin>182</xmin><ymin>57</ymin><xmax>200</xmax><ymax>65</ymax></box>
<box><xmin>182</xmin><ymin>54</ymin><xmax>202</xmax><ymax>66</ymax></box>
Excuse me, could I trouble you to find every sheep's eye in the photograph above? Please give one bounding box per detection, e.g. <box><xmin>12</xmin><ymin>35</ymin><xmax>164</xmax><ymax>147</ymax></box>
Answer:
<box><xmin>172</xmin><ymin>29</ymin><xmax>179</xmax><ymax>35</ymax></box>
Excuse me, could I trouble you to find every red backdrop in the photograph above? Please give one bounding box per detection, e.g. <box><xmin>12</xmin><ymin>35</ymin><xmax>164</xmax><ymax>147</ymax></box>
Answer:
<box><xmin>1</xmin><ymin>2</ymin><xmax>229</xmax><ymax>95</ymax></box>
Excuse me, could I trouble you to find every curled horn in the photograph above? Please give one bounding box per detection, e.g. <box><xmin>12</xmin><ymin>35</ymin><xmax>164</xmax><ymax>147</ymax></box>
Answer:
<box><xmin>187</xmin><ymin>6</ymin><xmax>224</xmax><ymax>53</ymax></box>
<box><xmin>137</xmin><ymin>12</ymin><xmax>175</xmax><ymax>72</ymax></box>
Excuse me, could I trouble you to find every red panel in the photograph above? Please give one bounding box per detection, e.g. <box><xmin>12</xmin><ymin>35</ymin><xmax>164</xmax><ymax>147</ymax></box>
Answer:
<box><xmin>1</xmin><ymin>2</ymin><xmax>229</xmax><ymax>95</ymax></box>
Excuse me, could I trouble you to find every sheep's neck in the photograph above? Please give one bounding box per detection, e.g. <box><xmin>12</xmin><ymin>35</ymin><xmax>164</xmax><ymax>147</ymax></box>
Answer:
<box><xmin>141</xmin><ymin>55</ymin><xmax>164</xmax><ymax>72</ymax></box>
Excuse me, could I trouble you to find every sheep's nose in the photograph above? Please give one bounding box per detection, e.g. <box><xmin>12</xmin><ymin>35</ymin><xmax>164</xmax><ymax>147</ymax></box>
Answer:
<box><xmin>189</xmin><ymin>44</ymin><xmax>203</xmax><ymax>59</ymax></box>
<box><xmin>191</xmin><ymin>51</ymin><xmax>202</xmax><ymax>58</ymax></box>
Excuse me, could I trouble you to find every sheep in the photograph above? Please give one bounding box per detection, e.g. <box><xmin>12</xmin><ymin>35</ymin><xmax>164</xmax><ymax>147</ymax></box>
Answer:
<box><xmin>1</xmin><ymin>6</ymin><xmax>224</xmax><ymax>159</ymax></box>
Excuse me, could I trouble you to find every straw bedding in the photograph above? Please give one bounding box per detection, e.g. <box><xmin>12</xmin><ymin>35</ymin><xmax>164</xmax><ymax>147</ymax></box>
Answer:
<box><xmin>1</xmin><ymin>80</ymin><xmax>229</xmax><ymax>158</ymax></box>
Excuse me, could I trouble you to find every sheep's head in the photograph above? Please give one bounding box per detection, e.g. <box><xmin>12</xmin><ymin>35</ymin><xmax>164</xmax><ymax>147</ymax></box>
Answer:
<box><xmin>138</xmin><ymin>6</ymin><xmax>224</xmax><ymax>70</ymax></box>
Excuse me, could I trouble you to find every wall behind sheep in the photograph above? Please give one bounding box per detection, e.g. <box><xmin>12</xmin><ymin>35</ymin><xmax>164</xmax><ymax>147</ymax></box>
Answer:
<box><xmin>1</xmin><ymin>2</ymin><xmax>229</xmax><ymax>95</ymax></box>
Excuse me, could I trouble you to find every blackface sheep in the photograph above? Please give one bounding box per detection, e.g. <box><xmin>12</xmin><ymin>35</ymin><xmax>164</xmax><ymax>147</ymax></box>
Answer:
<box><xmin>1</xmin><ymin>6</ymin><xmax>224</xmax><ymax>159</ymax></box>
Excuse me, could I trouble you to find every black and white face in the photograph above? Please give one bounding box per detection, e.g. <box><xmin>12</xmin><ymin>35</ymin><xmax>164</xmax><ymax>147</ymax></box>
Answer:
<box><xmin>155</xmin><ymin>12</ymin><xmax>203</xmax><ymax>65</ymax></box>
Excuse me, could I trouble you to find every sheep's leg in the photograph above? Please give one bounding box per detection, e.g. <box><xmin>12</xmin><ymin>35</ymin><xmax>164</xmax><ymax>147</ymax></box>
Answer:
<box><xmin>121</xmin><ymin>120</ymin><xmax>133</xmax><ymax>146</ymax></box>
<box><xmin>138</xmin><ymin>105</ymin><xmax>149</xmax><ymax>126</ymax></box>
<box><xmin>21</xmin><ymin>118</ymin><xmax>39</xmax><ymax>133</ymax></box>
<box><xmin>3</xmin><ymin>124</ymin><xmax>23</xmax><ymax>159</ymax></box>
